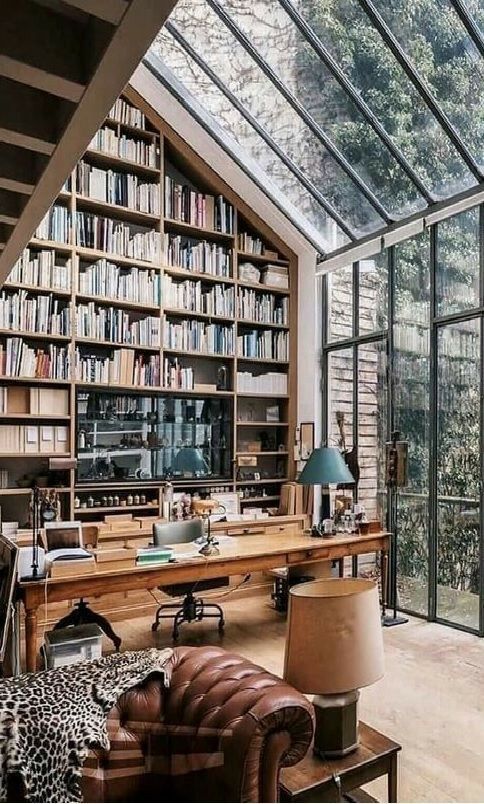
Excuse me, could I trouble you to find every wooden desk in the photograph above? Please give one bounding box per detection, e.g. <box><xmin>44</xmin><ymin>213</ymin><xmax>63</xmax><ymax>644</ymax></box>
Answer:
<box><xmin>19</xmin><ymin>529</ymin><xmax>389</xmax><ymax>672</ymax></box>
<box><xmin>280</xmin><ymin>722</ymin><xmax>401</xmax><ymax>803</ymax></box>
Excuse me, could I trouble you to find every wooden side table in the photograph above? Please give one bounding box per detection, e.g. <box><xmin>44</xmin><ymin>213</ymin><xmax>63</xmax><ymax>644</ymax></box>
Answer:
<box><xmin>280</xmin><ymin>722</ymin><xmax>401</xmax><ymax>803</ymax></box>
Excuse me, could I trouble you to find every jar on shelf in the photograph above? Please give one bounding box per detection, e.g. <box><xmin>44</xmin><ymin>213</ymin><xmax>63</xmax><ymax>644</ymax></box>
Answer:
<box><xmin>127</xmin><ymin>493</ymin><xmax>134</xmax><ymax>506</ymax></box>
<box><xmin>133</xmin><ymin>494</ymin><xmax>140</xmax><ymax>506</ymax></box>
<box><xmin>107</xmin><ymin>495</ymin><xmax>114</xmax><ymax>507</ymax></box>
<box><xmin>87</xmin><ymin>495</ymin><xmax>94</xmax><ymax>508</ymax></box>
<box><xmin>140</xmin><ymin>494</ymin><xmax>146</xmax><ymax>505</ymax></box>
<box><xmin>113</xmin><ymin>494</ymin><xmax>120</xmax><ymax>507</ymax></box>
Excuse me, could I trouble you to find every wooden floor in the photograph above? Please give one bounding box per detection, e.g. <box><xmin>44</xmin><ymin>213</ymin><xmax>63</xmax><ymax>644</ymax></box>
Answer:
<box><xmin>102</xmin><ymin>590</ymin><xmax>484</xmax><ymax>803</ymax></box>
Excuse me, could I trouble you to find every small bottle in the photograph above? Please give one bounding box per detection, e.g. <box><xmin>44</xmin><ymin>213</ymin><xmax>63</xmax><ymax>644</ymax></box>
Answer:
<box><xmin>140</xmin><ymin>493</ymin><xmax>146</xmax><ymax>505</ymax></box>
<box><xmin>127</xmin><ymin>493</ymin><xmax>133</xmax><ymax>506</ymax></box>
<box><xmin>74</xmin><ymin>495</ymin><xmax>80</xmax><ymax>509</ymax></box>
<box><xmin>101</xmin><ymin>495</ymin><xmax>108</xmax><ymax>507</ymax></box>
<box><xmin>87</xmin><ymin>495</ymin><xmax>94</xmax><ymax>508</ymax></box>
<box><xmin>133</xmin><ymin>494</ymin><xmax>140</xmax><ymax>505</ymax></box>
<box><xmin>107</xmin><ymin>495</ymin><xmax>114</xmax><ymax>507</ymax></box>
<box><xmin>113</xmin><ymin>494</ymin><xmax>120</xmax><ymax>507</ymax></box>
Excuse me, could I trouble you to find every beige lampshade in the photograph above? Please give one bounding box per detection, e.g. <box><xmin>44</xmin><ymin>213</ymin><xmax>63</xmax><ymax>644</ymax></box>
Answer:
<box><xmin>284</xmin><ymin>578</ymin><xmax>384</xmax><ymax>695</ymax></box>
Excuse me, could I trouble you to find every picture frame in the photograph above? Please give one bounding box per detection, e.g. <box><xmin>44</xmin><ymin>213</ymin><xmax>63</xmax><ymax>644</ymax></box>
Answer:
<box><xmin>300</xmin><ymin>421</ymin><xmax>314</xmax><ymax>461</ymax></box>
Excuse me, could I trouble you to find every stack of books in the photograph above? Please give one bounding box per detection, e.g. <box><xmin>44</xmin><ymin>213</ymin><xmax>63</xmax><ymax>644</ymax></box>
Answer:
<box><xmin>76</xmin><ymin>303</ymin><xmax>160</xmax><ymax>347</ymax></box>
<box><xmin>88</xmin><ymin>127</ymin><xmax>157</xmax><ymax>168</ymax></box>
<box><xmin>0</xmin><ymin>338</ymin><xmax>70</xmax><ymax>380</ymax></box>
<box><xmin>77</xmin><ymin>161</ymin><xmax>160</xmax><ymax>214</ymax></box>
<box><xmin>163</xmin><ymin>357</ymin><xmax>194</xmax><ymax>390</ymax></box>
<box><xmin>110</xmin><ymin>98</ymin><xmax>146</xmax><ymax>130</ymax></box>
<box><xmin>35</xmin><ymin>206</ymin><xmax>70</xmax><ymax>244</ymax></box>
<box><xmin>0</xmin><ymin>291</ymin><xmax>71</xmax><ymax>336</ymax></box>
<box><xmin>163</xmin><ymin>319</ymin><xmax>234</xmax><ymax>356</ymax></box>
<box><xmin>236</xmin><ymin>371</ymin><xmax>287</xmax><ymax>394</ymax></box>
<box><xmin>163</xmin><ymin>276</ymin><xmax>234</xmax><ymax>317</ymax></box>
<box><xmin>75</xmin><ymin>212</ymin><xmax>161</xmax><ymax>262</ymax></box>
<box><xmin>237</xmin><ymin>289</ymin><xmax>288</xmax><ymax>325</ymax></box>
<box><xmin>75</xmin><ymin>348</ymin><xmax>160</xmax><ymax>386</ymax></box>
<box><xmin>164</xmin><ymin>177</ymin><xmax>234</xmax><ymax>234</ymax></box>
<box><xmin>237</xmin><ymin>232</ymin><xmax>264</xmax><ymax>254</ymax></box>
<box><xmin>9</xmin><ymin>249</ymin><xmax>71</xmax><ymax>291</ymax></box>
<box><xmin>163</xmin><ymin>235</ymin><xmax>230</xmax><ymax>276</ymax></box>
<box><xmin>237</xmin><ymin>330</ymin><xmax>289</xmax><ymax>361</ymax></box>
<box><xmin>78</xmin><ymin>260</ymin><xmax>160</xmax><ymax>305</ymax></box>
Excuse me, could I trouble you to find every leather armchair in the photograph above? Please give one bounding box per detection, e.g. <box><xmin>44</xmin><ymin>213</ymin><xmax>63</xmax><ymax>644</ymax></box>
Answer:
<box><xmin>82</xmin><ymin>645</ymin><xmax>314</xmax><ymax>802</ymax></box>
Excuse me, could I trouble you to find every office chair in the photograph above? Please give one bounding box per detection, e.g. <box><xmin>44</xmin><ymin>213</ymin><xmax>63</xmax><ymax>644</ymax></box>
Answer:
<box><xmin>151</xmin><ymin>519</ymin><xmax>226</xmax><ymax>641</ymax></box>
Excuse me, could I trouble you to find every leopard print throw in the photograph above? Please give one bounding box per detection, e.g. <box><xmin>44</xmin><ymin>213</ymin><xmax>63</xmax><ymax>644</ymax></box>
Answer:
<box><xmin>0</xmin><ymin>647</ymin><xmax>173</xmax><ymax>803</ymax></box>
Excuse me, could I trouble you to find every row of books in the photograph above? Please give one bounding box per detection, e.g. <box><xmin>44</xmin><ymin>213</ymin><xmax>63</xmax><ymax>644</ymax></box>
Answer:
<box><xmin>76</xmin><ymin>161</ymin><xmax>160</xmax><ymax>215</ymax></box>
<box><xmin>237</xmin><ymin>233</ymin><xmax>277</xmax><ymax>256</ymax></box>
<box><xmin>109</xmin><ymin>98</ymin><xmax>146</xmax><ymax>130</ymax></box>
<box><xmin>88</xmin><ymin>126</ymin><xmax>158</xmax><ymax>168</ymax></box>
<box><xmin>75</xmin><ymin>212</ymin><xmax>161</xmax><ymax>263</ymax></box>
<box><xmin>0</xmin><ymin>292</ymin><xmax>70</xmax><ymax>337</ymax></box>
<box><xmin>163</xmin><ymin>235</ymin><xmax>231</xmax><ymax>276</ymax></box>
<box><xmin>163</xmin><ymin>320</ymin><xmax>234</xmax><ymax>356</ymax></box>
<box><xmin>164</xmin><ymin>177</ymin><xmax>234</xmax><ymax>234</ymax></box>
<box><xmin>75</xmin><ymin>348</ymin><xmax>160</xmax><ymax>387</ymax></box>
<box><xmin>35</xmin><ymin>205</ymin><xmax>70</xmax><ymax>244</ymax></box>
<box><xmin>163</xmin><ymin>357</ymin><xmax>194</xmax><ymax>390</ymax></box>
<box><xmin>237</xmin><ymin>289</ymin><xmax>288</xmax><ymax>325</ymax></box>
<box><xmin>0</xmin><ymin>339</ymin><xmax>70</xmax><ymax>380</ymax></box>
<box><xmin>8</xmin><ymin>249</ymin><xmax>71</xmax><ymax>291</ymax></box>
<box><xmin>78</xmin><ymin>260</ymin><xmax>160</xmax><ymax>305</ymax></box>
<box><xmin>237</xmin><ymin>330</ymin><xmax>289</xmax><ymax>361</ymax></box>
<box><xmin>236</xmin><ymin>371</ymin><xmax>287</xmax><ymax>395</ymax></box>
<box><xmin>163</xmin><ymin>277</ymin><xmax>235</xmax><ymax>318</ymax></box>
<box><xmin>76</xmin><ymin>304</ymin><xmax>160</xmax><ymax>347</ymax></box>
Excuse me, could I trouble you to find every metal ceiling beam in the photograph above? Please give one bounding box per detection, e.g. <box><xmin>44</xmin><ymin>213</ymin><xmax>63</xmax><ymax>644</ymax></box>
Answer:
<box><xmin>357</xmin><ymin>0</ymin><xmax>484</xmax><ymax>182</ymax></box>
<box><xmin>205</xmin><ymin>0</ymin><xmax>391</xmax><ymax>224</ymax></box>
<box><xmin>448</xmin><ymin>0</ymin><xmax>484</xmax><ymax>61</ymax></box>
<box><xmin>278</xmin><ymin>0</ymin><xmax>434</xmax><ymax>205</ymax></box>
<box><xmin>164</xmin><ymin>21</ymin><xmax>357</xmax><ymax>242</ymax></box>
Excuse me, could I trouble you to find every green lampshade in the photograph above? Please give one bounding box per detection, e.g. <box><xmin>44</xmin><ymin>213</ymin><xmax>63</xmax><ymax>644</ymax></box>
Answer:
<box><xmin>297</xmin><ymin>447</ymin><xmax>355</xmax><ymax>486</ymax></box>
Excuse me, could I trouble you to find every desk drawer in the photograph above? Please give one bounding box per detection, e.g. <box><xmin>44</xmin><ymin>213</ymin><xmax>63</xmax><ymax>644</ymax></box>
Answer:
<box><xmin>287</xmin><ymin>548</ymin><xmax>330</xmax><ymax>564</ymax></box>
<box><xmin>228</xmin><ymin>525</ymin><xmax>266</xmax><ymax>536</ymax></box>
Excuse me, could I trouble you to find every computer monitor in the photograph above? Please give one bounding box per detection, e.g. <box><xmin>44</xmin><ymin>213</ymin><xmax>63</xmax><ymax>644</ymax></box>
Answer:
<box><xmin>153</xmin><ymin>519</ymin><xmax>203</xmax><ymax>546</ymax></box>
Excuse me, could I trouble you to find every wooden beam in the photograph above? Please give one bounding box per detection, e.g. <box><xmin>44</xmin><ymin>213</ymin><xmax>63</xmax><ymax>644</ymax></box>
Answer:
<box><xmin>0</xmin><ymin>0</ymin><xmax>179</xmax><ymax>285</ymax></box>
<box><xmin>0</xmin><ymin>145</ymin><xmax>44</xmax><ymax>196</ymax></box>
<box><xmin>61</xmin><ymin>0</ymin><xmax>128</xmax><ymax>25</ymax></box>
<box><xmin>0</xmin><ymin>215</ymin><xmax>18</xmax><ymax>227</ymax></box>
<box><xmin>0</xmin><ymin>78</ymin><xmax>65</xmax><ymax>155</ymax></box>
<box><xmin>0</xmin><ymin>56</ymin><xmax>84</xmax><ymax>103</ymax></box>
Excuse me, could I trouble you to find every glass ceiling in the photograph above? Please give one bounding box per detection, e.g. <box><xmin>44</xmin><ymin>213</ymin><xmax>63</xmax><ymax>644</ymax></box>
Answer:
<box><xmin>149</xmin><ymin>0</ymin><xmax>484</xmax><ymax>256</ymax></box>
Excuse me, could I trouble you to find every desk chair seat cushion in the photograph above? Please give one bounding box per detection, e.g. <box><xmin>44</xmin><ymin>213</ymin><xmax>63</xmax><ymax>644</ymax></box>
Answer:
<box><xmin>81</xmin><ymin>646</ymin><xmax>314</xmax><ymax>803</ymax></box>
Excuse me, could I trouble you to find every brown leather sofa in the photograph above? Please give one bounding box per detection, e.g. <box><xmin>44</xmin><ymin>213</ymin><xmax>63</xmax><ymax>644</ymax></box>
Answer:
<box><xmin>82</xmin><ymin>645</ymin><xmax>314</xmax><ymax>802</ymax></box>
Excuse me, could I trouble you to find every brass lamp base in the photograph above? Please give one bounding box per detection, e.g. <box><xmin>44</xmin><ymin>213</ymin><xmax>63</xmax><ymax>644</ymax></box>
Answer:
<box><xmin>199</xmin><ymin>539</ymin><xmax>220</xmax><ymax>556</ymax></box>
<box><xmin>313</xmin><ymin>690</ymin><xmax>360</xmax><ymax>758</ymax></box>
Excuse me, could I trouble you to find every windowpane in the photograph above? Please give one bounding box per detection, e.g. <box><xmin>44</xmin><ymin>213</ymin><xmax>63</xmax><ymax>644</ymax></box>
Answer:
<box><xmin>358</xmin><ymin>252</ymin><xmax>388</xmax><ymax>334</ymax></box>
<box><xmin>374</xmin><ymin>0</ymin><xmax>484</xmax><ymax>168</ymax></box>
<box><xmin>357</xmin><ymin>340</ymin><xmax>387</xmax><ymax>524</ymax></box>
<box><xmin>436</xmin><ymin>208</ymin><xmax>480</xmax><ymax>316</ymax></box>
<box><xmin>394</xmin><ymin>231</ymin><xmax>430</xmax><ymax>615</ymax></box>
<box><xmin>291</xmin><ymin>0</ymin><xmax>475</xmax><ymax>198</ymax></box>
<box><xmin>436</xmin><ymin>318</ymin><xmax>480</xmax><ymax>630</ymax></box>
<box><xmin>160</xmin><ymin>0</ymin><xmax>385</xmax><ymax>236</ymax></box>
<box><xmin>327</xmin><ymin>266</ymin><xmax>353</xmax><ymax>342</ymax></box>
<box><xmin>327</xmin><ymin>348</ymin><xmax>354</xmax><ymax>453</ymax></box>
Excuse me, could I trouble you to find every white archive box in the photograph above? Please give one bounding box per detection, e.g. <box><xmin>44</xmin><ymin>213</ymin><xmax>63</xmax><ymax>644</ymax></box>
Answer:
<box><xmin>54</xmin><ymin>426</ymin><xmax>69</xmax><ymax>453</ymax></box>
<box><xmin>24</xmin><ymin>426</ymin><xmax>40</xmax><ymax>453</ymax></box>
<box><xmin>39</xmin><ymin>425</ymin><xmax>55</xmax><ymax>454</ymax></box>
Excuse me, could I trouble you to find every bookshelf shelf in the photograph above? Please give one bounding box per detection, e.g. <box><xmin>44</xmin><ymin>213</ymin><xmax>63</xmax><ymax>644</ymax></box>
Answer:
<box><xmin>0</xmin><ymin>329</ymin><xmax>70</xmax><ymax>343</ymax></box>
<box><xmin>75</xmin><ymin>195</ymin><xmax>160</xmax><ymax>226</ymax></box>
<box><xmin>2</xmin><ymin>283</ymin><xmax>71</xmax><ymax>298</ymax></box>
<box><xmin>84</xmin><ymin>148</ymin><xmax>161</xmax><ymax>177</ymax></box>
<box><xmin>75</xmin><ymin>293</ymin><xmax>160</xmax><ymax>312</ymax></box>
<box><xmin>162</xmin><ymin>266</ymin><xmax>234</xmax><ymax>284</ymax></box>
<box><xmin>0</xmin><ymin>90</ymin><xmax>297</xmax><ymax>525</ymax></box>
<box><xmin>76</xmin><ymin>246</ymin><xmax>159</xmax><ymax>270</ymax></box>
<box><xmin>0</xmin><ymin>453</ymin><xmax>70</xmax><ymax>458</ymax></box>
<box><xmin>0</xmin><ymin>487</ymin><xmax>71</xmax><ymax>496</ymax></box>
<box><xmin>75</xmin><ymin>337</ymin><xmax>160</xmax><ymax>352</ymax></box>
<box><xmin>164</xmin><ymin>218</ymin><xmax>235</xmax><ymax>242</ymax></box>
<box><xmin>237</xmin><ymin>251</ymin><xmax>289</xmax><ymax>267</ymax></box>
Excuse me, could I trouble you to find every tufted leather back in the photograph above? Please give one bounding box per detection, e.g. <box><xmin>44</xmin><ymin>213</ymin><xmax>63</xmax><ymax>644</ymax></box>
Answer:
<box><xmin>81</xmin><ymin>646</ymin><xmax>314</xmax><ymax>803</ymax></box>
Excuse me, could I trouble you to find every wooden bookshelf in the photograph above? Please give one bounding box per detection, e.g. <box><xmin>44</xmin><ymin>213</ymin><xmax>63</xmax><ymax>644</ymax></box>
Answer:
<box><xmin>0</xmin><ymin>89</ymin><xmax>298</xmax><ymax>522</ymax></box>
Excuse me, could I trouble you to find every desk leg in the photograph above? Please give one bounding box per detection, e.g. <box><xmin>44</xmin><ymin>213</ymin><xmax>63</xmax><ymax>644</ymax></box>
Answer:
<box><xmin>388</xmin><ymin>753</ymin><xmax>398</xmax><ymax>802</ymax></box>
<box><xmin>381</xmin><ymin>549</ymin><xmax>389</xmax><ymax>617</ymax></box>
<box><xmin>25</xmin><ymin>608</ymin><xmax>38</xmax><ymax>673</ymax></box>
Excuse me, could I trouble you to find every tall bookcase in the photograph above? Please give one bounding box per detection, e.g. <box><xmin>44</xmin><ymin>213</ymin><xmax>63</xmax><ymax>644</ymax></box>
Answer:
<box><xmin>0</xmin><ymin>89</ymin><xmax>298</xmax><ymax>526</ymax></box>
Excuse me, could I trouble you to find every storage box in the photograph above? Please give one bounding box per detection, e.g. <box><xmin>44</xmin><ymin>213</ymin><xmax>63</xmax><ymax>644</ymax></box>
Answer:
<box><xmin>7</xmin><ymin>387</ymin><xmax>29</xmax><ymax>414</ymax></box>
<box><xmin>38</xmin><ymin>388</ymin><xmax>69</xmax><ymax>416</ymax></box>
<box><xmin>43</xmin><ymin>624</ymin><xmax>103</xmax><ymax>669</ymax></box>
<box><xmin>49</xmin><ymin>557</ymin><xmax>96</xmax><ymax>578</ymax></box>
<box><xmin>238</xmin><ymin>262</ymin><xmax>261</xmax><ymax>284</ymax></box>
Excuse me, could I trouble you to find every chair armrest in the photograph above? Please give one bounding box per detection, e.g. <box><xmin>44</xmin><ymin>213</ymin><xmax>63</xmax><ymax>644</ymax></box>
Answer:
<box><xmin>164</xmin><ymin>646</ymin><xmax>314</xmax><ymax>802</ymax></box>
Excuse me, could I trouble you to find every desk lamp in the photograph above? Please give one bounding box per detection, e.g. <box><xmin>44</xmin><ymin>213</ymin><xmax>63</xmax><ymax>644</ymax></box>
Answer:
<box><xmin>284</xmin><ymin>578</ymin><xmax>384</xmax><ymax>758</ymax></box>
<box><xmin>192</xmin><ymin>499</ymin><xmax>225</xmax><ymax>556</ymax></box>
<box><xmin>297</xmin><ymin>447</ymin><xmax>354</xmax><ymax>530</ymax></box>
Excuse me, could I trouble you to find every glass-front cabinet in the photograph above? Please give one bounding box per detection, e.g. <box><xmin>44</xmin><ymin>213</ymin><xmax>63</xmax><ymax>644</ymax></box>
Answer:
<box><xmin>76</xmin><ymin>391</ymin><xmax>232</xmax><ymax>484</ymax></box>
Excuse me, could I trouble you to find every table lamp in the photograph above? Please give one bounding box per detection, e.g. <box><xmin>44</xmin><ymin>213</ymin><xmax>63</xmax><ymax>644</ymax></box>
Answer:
<box><xmin>284</xmin><ymin>578</ymin><xmax>384</xmax><ymax>758</ymax></box>
<box><xmin>297</xmin><ymin>447</ymin><xmax>354</xmax><ymax>524</ymax></box>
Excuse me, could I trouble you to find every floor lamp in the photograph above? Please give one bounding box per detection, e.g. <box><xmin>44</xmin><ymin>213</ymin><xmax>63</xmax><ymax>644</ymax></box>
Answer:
<box><xmin>383</xmin><ymin>430</ymin><xmax>409</xmax><ymax>627</ymax></box>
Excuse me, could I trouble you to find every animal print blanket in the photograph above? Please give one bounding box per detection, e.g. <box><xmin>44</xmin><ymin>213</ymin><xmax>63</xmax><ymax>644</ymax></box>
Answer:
<box><xmin>0</xmin><ymin>647</ymin><xmax>173</xmax><ymax>803</ymax></box>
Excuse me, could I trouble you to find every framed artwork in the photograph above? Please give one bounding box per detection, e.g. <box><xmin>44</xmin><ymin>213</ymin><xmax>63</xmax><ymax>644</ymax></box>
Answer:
<box><xmin>300</xmin><ymin>422</ymin><xmax>314</xmax><ymax>461</ymax></box>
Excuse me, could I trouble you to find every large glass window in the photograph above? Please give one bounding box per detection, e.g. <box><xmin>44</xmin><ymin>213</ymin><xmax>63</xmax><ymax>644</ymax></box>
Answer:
<box><xmin>323</xmin><ymin>204</ymin><xmax>484</xmax><ymax>635</ymax></box>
